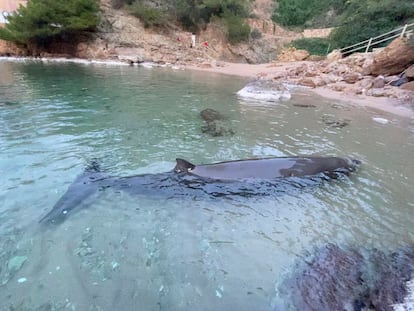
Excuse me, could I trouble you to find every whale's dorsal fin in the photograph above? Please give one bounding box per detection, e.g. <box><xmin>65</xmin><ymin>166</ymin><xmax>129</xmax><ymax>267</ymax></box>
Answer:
<box><xmin>85</xmin><ymin>159</ymin><xmax>101</xmax><ymax>172</ymax></box>
<box><xmin>175</xmin><ymin>158</ymin><xmax>195</xmax><ymax>173</ymax></box>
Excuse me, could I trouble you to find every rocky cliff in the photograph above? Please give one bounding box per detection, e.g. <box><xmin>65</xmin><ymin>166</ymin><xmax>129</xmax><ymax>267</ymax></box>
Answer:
<box><xmin>91</xmin><ymin>0</ymin><xmax>302</xmax><ymax>64</ymax></box>
<box><xmin>0</xmin><ymin>0</ymin><xmax>302</xmax><ymax>64</ymax></box>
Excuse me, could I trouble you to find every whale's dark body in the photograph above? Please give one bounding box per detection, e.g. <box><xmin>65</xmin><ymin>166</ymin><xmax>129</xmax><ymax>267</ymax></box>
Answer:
<box><xmin>174</xmin><ymin>157</ymin><xmax>358</xmax><ymax>179</ymax></box>
<box><xmin>40</xmin><ymin>156</ymin><xmax>360</xmax><ymax>224</ymax></box>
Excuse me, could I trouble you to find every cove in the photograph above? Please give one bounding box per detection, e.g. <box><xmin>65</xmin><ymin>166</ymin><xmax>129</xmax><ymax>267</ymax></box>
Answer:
<box><xmin>0</xmin><ymin>60</ymin><xmax>413</xmax><ymax>310</ymax></box>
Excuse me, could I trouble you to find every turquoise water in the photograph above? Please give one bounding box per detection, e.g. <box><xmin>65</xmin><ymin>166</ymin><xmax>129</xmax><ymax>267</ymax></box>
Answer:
<box><xmin>0</xmin><ymin>60</ymin><xmax>414</xmax><ymax>310</ymax></box>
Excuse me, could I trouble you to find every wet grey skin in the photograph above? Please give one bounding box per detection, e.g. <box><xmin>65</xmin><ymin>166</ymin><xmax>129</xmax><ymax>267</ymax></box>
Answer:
<box><xmin>174</xmin><ymin>157</ymin><xmax>360</xmax><ymax>180</ymax></box>
<box><xmin>40</xmin><ymin>157</ymin><xmax>360</xmax><ymax>225</ymax></box>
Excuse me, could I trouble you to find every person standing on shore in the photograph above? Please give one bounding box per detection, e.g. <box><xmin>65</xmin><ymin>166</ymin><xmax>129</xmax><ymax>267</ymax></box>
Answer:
<box><xmin>191</xmin><ymin>33</ymin><xmax>196</xmax><ymax>48</ymax></box>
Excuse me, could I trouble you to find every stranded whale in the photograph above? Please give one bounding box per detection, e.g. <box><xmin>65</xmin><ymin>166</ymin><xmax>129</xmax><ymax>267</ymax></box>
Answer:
<box><xmin>40</xmin><ymin>156</ymin><xmax>360</xmax><ymax>225</ymax></box>
<box><xmin>174</xmin><ymin>156</ymin><xmax>359</xmax><ymax>180</ymax></box>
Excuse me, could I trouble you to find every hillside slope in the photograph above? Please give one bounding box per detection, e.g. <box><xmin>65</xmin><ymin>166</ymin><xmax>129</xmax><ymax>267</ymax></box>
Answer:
<box><xmin>81</xmin><ymin>0</ymin><xmax>302</xmax><ymax>64</ymax></box>
<box><xmin>0</xmin><ymin>0</ymin><xmax>303</xmax><ymax>63</ymax></box>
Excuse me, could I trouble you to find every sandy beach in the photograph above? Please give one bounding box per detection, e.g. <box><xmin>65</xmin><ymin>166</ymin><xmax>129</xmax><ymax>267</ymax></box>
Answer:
<box><xmin>186</xmin><ymin>61</ymin><xmax>414</xmax><ymax>119</ymax></box>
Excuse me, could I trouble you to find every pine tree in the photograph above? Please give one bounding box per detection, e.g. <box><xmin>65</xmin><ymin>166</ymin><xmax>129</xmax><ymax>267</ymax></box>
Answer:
<box><xmin>0</xmin><ymin>0</ymin><xmax>99</xmax><ymax>45</ymax></box>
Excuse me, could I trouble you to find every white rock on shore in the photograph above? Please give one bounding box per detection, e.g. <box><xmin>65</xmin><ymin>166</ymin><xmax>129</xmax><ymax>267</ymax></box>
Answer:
<box><xmin>237</xmin><ymin>80</ymin><xmax>291</xmax><ymax>103</ymax></box>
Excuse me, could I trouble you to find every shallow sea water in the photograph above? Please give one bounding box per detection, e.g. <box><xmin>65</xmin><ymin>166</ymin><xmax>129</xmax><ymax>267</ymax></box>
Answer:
<box><xmin>0</xmin><ymin>60</ymin><xmax>414</xmax><ymax>310</ymax></box>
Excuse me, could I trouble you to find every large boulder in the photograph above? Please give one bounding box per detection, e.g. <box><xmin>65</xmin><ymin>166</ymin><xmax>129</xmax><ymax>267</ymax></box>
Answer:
<box><xmin>277</xmin><ymin>47</ymin><xmax>310</xmax><ymax>62</ymax></box>
<box><xmin>366</xmin><ymin>37</ymin><xmax>414</xmax><ymax>76</ymax></box>
<box><xmin>236</xmin><ymin>79</ymin><xmax>291</xmax><ymax>101</ymax></box>
<box><xmin>405</xmin><ymin>64</ymin><xmax>414</xmax><ymax>78</ymax></box>
<box><xmin>326</xmin><ymin>49</ymin><xmax>342</xmax><ymax>62</ymax></box>
<box><xmin>400</xmin><ymin>81</ymin><xmax>414</xmax><ymax>91</ymax></box>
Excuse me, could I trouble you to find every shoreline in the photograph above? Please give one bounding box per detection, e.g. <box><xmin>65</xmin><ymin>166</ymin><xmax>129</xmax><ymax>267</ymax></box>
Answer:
<box><xmin>185</xmin><ymin>61</ymin><xmax>414</xmax><ymax>119</ymax></box>
<box><xmin>1</xmin><ymin>56</ymin><xmax>413</xmax><ymax>119</ymax></box>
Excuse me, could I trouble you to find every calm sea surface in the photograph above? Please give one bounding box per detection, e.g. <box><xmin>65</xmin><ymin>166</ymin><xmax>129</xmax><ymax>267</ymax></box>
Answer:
<box><xmin>0</xmin><ymin>60</ymin><xmax>413</xmax><ymax>310</ymax></box>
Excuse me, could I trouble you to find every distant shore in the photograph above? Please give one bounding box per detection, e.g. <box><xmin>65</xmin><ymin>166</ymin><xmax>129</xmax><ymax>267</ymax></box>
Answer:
<box><xmin>1</xmin><ymin>56</ymin><xmax>413</xmax><ymax>119</ymax></box>
<box><xmin>185</xmin><ymin>61</ymin><xmax>414</xmax><ymax>119</ymax></box>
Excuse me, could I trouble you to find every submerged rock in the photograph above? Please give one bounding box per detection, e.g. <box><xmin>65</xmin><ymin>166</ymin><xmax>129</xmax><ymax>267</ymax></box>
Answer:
<box><xmin>283</xmin><ymin>244</ymin><xmax>365</xmax><ymax>311</ymax></box>
<box><xmin>201</xmin><ymin>121</ymin><xmax>235</xmax><ymax>137</ymax></box>
<box><xmin>321</xmin><ymin>114</ymin><xmax>351</xmax><ymax>128</ymax></box>
<box><xmin>199</xmin><ymin>108</ymin><xmax>235</xmax><ymax>137</ymax></box>
<box><xmin>237</xmin><ymin>80</ymin><xmax>291</xmax><ymax>102</ymax></box>
<box><xmin>200</xmin><ymin>108</ymin><xmax>226</xmax><ymax>123</ymax></box>
<box><xmin>292</xmin><ymin>103</ymin><xmax>316</xmax><ymax>108</ymax></box>
<box><xmin>281</xmin><ymin>243</ymin><xmax>414</xmax><ymax>311</ymax></box>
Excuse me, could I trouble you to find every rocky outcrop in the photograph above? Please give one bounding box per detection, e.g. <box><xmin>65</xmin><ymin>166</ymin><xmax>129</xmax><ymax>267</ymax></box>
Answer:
<box><xmin>277</xmin><ymin>47</ymin><xmax>309</xmax><ymax>62</ymax></box>
<box><xmin>271</xmin><ymin>38</ymin><xmax>414</xmax><ymax>109</ymax></box>
<box><xmin>366</xmin><ymin>37</ymin><xmax>414</xmax><ymax>76</ymax></box>
<box><xmin>0</xmin><ymin>39</ymin><xmax>27</xmax><ymax>56</ymax></box>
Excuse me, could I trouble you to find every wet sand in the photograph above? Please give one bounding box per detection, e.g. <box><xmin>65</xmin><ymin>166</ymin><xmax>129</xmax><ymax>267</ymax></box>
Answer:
<box><xmin>185</xmin><ymin>61</ymin><xmax>414</xmax><ymax>119</ymax></box>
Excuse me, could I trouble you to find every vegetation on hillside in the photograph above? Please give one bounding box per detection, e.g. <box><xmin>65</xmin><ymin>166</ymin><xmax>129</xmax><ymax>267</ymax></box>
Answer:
<box><xmin>330</xmin><ymin>0</ymin><xmax>414</xmax><ymax>48</ymax></box>
<box><xmin>1</xmin><ymin>0</ymin><xmax>412</xmax><ymax>52</ymax></box>
<box><xmin>128</xmin><ymin>3</ymin><xmax>168</xmax><ymax>28</ymax></box>
<box><xmin>290</xmin><ymin>38</ymin><xmax>330</xmax><ymax>56</ymax></box>
<box><xmin>0</xmin><ymin>0</ymin><xmax>99</xmax><ymax>46</ymax></box>
<box><xmin>124</xmin><ymin>0</ymin><xmax>414</xmax><ymax>49</ymax></box>
<box><xmin>272</xmin><ymin>0</ymin><xmax>346</xmax><ymax>28</ymax></box>
<box><xmin>275</xmin><ymin>0</ymin><xmax>414</xmax><ymax>54</ymax></box>
<box><xmin>0</xmin><ymin>0</ymin><xmax>251</xmax><ymax>46</ymax></box>
<box><xmin>114</xmin><ymin>0</ymin><xmax>251</xmax><ymax>43</ymax></box>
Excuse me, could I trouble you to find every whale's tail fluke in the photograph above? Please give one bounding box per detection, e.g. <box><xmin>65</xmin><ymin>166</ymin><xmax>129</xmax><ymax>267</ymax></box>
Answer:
<box><xmin>40</xmin><ymin>160</ymin><xmax>104</xmax><ymax>225</ymax></box>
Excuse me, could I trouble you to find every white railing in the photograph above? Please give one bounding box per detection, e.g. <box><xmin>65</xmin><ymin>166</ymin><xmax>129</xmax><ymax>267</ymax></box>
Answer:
<box><xmin>339</xmin><ymin>22</ymin><xmax>414</xmax><ymax>55</ymax></box>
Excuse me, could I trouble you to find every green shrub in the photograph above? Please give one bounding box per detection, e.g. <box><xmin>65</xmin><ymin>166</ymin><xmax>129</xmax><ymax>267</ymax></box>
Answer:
<box><xmin>128</xmin><ymin>3</ymin><xmax>167</xmax><ymax>28</ymax></box>
<box><xmin>291</xmin><ymin>38</ymin><xmax>331</xmax><ymax>55</ymax></box>
<box><xmin>272</xmin><ymin>0</ymin><xmax>312</xmax><ymax>27</ymax></box>
<box><xmin>0</xmin><ymin>0</ymin><xmax>99</xmax><ymax>45</ymax></box>
<box><xmin>250</xmin><ymin>28</ymin><xmax>262</xmax><ymax>40</ymax></box>
<box><xmin>172</xmin><ymin>0</ymin><xmax>249</xmax><ymax>32</ymax></box>
<box><xmin>330</xmin><ymin>0</ymin><xmax>414</xmax><ymax>49</ymax></box>
<box><xmin>272</xmin><ymin>0</ymin><xmax>346</xmax><ymax>28</ymax></box>
<box><xmin>225</xmin><ymin>14</ymin><xmax>250</xmax><ymax>44</ymax></box>
<box><xmin>111</xmin><ymin>0</ymin><xmax>134</xmax><ymax>9</ymax></box>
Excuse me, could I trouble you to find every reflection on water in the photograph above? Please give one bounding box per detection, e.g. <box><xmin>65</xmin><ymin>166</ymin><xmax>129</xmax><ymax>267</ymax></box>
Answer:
<box><xmin>0</xmin><ymin>60</ymin><xmax>413</xmax><ymax>310</ymax></box>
